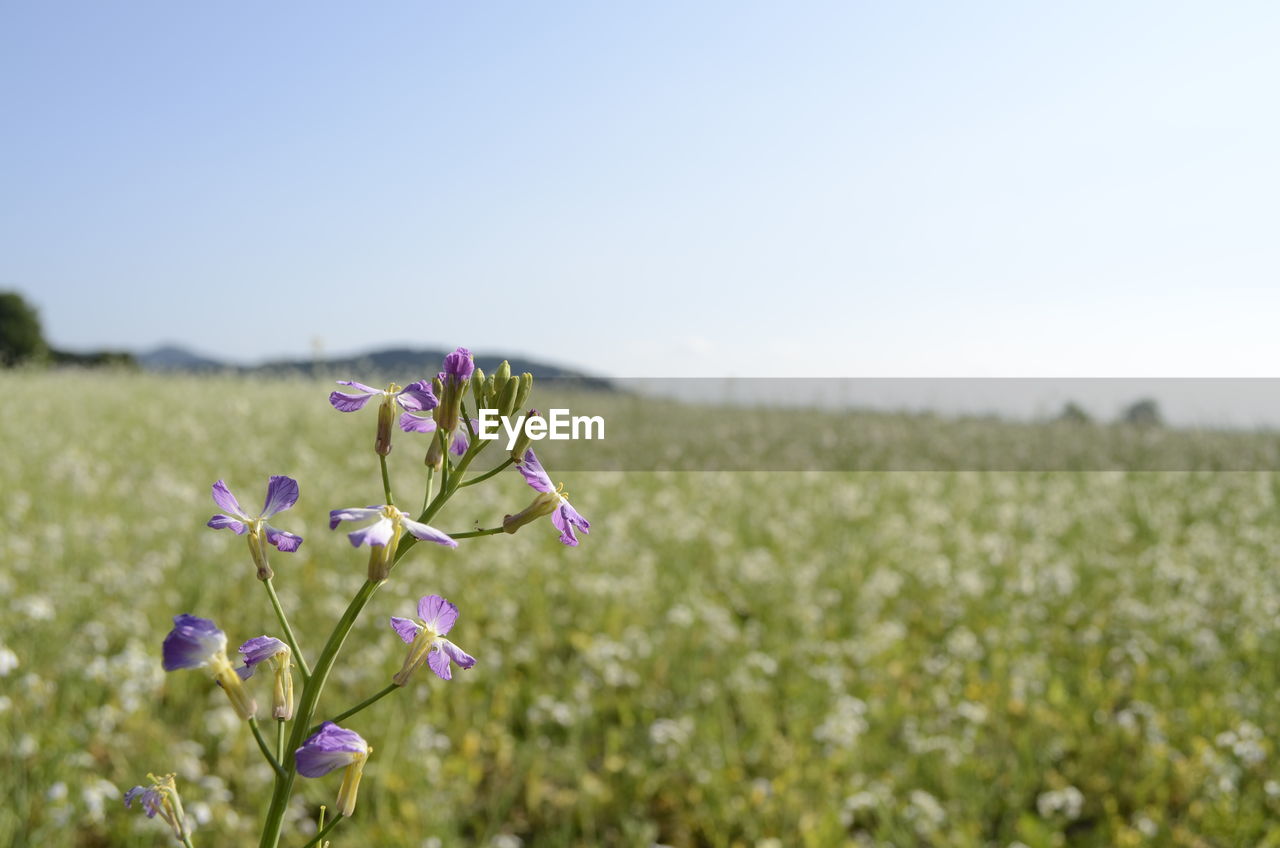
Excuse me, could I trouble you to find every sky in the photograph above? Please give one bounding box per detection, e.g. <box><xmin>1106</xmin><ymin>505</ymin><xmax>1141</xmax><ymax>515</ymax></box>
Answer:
<box><xmin>3</xmin><ymin>1</ymin><xmax>1279</xmax><ymax>378</ymax></box>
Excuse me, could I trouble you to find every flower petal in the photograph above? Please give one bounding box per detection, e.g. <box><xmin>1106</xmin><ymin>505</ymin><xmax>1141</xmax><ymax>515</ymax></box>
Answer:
<box><xmin>515</xmin><ymin>450</ymin><xmax>555</xmax><ymax>493</ymax></box>
<box><xmin>552</xmin><ymin>500</ymin><xmax>591</xmax><ymax>546</ymax></box>
<box><xmin>123</xmin><ymin>786</ymin><xmax>146</xmax><ymax>809</ymax></box>
<box><xmin>396</xmin><ymin>380</ymin><xmax>438</xmax><ymax>412</ymax></box>
<box><xmin>329</xmin><ymin>382</ymin><xmax>380</xmax><ymax>412</ymax></box>
<box><xmin>416</xmin><ymin>595</ymin><xmax>459</xmax><ymax>635</ymax></box>
<box><xmin>329</xmin><ymin>507</ymin><xmax>383</xmax><ymax>530</ymax></box>
<box><xmin>390</xmin><ymin>616</ymin><xmax>421</xmax><ymax>644</ymax></box>
<box><xmin>295</xmin><ymin>722</ymin><xmax>367</xmax><ymax>778</ymax></box>
<box><xmin>441</xmin><ymin>638</ymin><xmax>476</xmax><ymax>671</ymax></box>
<box><xmin>239</xmin><ymin>635</ymin><xmax>288</xmax><ymax>667</ymax></box>
<box><xmin>264</xmin><ymin>524</ymin><xmax>302</xmax><ymax>552</ymax></box>
<box><xmin>399</xmin><ymin>411</ymin><xmax>438</xmax><ymax>434</ymax></box>
<box><xmin>401</xmin><ymin>518</ymin><xmax>457</xmax><ymax>548</ymax></box>
<box><xmin>348</xmin><ymin>517</ymin><xmax>395</xmax><ymax>548</ymax></box>
<box><xmin>551</xmin><ymin>510</ymin><xmax>580</xmax><ymax>546</ymax></box>
<box><xmin>450</xmin><ymin>427</ymin><xmax>470</xmax><ymax>456</ymax></box>
<box><xmin>207</xmin><ymin>514</ymin><xmax>248</xmax><ymax>535</ymax></box>
<box><xmin>211</xmin><ymin>480</ymin><xmax>248</xmax><ymax>519</ymax></box>
<box><xmin>427</xmin><ymin>644</ymin><xmax>453</xmax><ymax>680</ymax></box>
<box><xmin>261</xmin><ymin>475</ymin><xmax>299</xmax><ymax>518</ymax></box>
<box><xmin>124</xmin><ymin>786</ymin><xmax>163</xmax><ymax>817</ymax></box>
<box><xmin>442</xmin><ymin>347</ymin><xmax>474</xmax><ymax>383</ymax></box>
<box><xmin>162</xmin><ymin>614</ymin><xmax>227</xmax><ymax>671</ymax></box>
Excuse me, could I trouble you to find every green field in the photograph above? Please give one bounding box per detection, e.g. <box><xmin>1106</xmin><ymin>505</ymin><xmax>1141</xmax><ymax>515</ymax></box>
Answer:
<box><xmin>4</xmin><ymin>371</ymin><xmax>1280</xmax><ymax>847</ymax></box>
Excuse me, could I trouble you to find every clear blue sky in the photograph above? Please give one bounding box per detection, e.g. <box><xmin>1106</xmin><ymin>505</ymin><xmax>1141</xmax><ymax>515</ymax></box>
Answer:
<box><xmin>3</xmin><ymin>1</ymin><xmax>1278</xmax><ymax>377</ymax></box>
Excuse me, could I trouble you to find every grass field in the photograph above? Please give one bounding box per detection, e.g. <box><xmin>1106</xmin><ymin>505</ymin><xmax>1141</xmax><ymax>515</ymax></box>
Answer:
<box><xmin>4</xmin><ymin>371</ymin><xmax>1280</xmax><ymax>847</ymax></box>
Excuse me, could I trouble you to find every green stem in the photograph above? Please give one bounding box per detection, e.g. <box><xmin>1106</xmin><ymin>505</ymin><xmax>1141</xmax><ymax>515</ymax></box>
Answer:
<box><xmin>459</xmin><ymin>457</ymin><xmax>513</xmax><ymax>487</ymax></box>
<box><xmin>379</xmin><ymin>453</ymin><xmax>394</xmax><ymax>506</ymax></box>
<box><xmin>248</xmin><ymin>717</ymin><xmax>285</xmax><ymax>779</ymax></box>
<box><xmin>298</xmin><ymin>813</ymin><xmax>344</xmax><ymax>848</ymax></box>
<box><xmin>275</xmin><ymin>718</ymin><xmax>285</xmax><ymax>765</ymax></box>
<box><xmin>312</xmin><ymin>683</ymin><xmax>400</xmax><ymax>735</ymax></box>
<box><xmin>446</xmin><ymin>526</ymin><xmax>505</xmax><ymax>540</ymax></box>
<box><xmin>263</xmin><ymin>578</ymin><xmax>311</xmax><ymax>681</ymax></box>
<box><xmin>438</xmin><ymin>430</ymin><xmax>451</xmax><ymax>491</ymax></box>
<box><xmin>257</xmin><ymin>579</ymin><xmax>383</xmax><ymax>848</ymax></box>
<box><xmin>421</xmin><ymin>466</ymin><xmax>434</xmax><ymax>515</ymax></box>
<box><xmin>182</xmin><ymin>834</ymin><xmax>196</xmax><ymax>848</ymax></box>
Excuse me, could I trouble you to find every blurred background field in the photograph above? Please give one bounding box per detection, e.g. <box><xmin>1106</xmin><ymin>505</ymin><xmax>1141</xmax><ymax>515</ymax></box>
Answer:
<box><xmin>5</xmin><ymin>371</ymin><xmax>1280</xmax><ymax>847</ymax></box>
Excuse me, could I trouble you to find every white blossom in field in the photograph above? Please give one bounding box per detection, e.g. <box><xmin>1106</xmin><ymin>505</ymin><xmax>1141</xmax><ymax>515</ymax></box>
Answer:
<box><xmin>0</xmin><ymin>645</ymin><xmax>18</xmax><ymax>676</ymax></box>
<box><xmin>1036</xmin><ymin>786</ymin><xmax>1084</xmax><ymax>820</ymax></box>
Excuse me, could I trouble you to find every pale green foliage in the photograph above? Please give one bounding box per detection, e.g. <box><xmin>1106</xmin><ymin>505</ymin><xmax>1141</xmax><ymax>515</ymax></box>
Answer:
<box><xmin>3</xmin><ymin>372</ymin><xmax>1280</xmax><ymax>846</ymax></box>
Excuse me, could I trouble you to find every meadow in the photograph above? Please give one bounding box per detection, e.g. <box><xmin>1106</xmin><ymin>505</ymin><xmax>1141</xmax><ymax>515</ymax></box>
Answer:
<box><xmin>4</xmin><ymin>371</ymin><xmax>1280</xmax><ymax>847</ymax></box>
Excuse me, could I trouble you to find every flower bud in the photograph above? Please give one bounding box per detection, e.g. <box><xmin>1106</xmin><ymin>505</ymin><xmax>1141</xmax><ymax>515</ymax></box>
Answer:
<box><xmin>497</xmin><ymin>376</ymin><xmax>519</xmax><ymax>418</ymax></box>
<box><xmin>437</xmin><ymin>386</ymin><xmax>463</xmax><ymax>433</ymax></box>
<box><xmin>503</xmin><ymin>490</ymin><xmax>561</xmax><ymax>535</ymax></box>
<box><xmin>375</xmin><ymin>396</ymin><xmax>395</xmax><ymax>456</ymax></box>
<box><xmin>509</xmin><ymin>409</ymin><xmax>540</xmax><ymax>461</ymax></box>
<box><xmin>513</xmin><ymin>372</ymin><xmax>533</xmax><ymax>412</ymax></box>
<box><xmin>491</xmin><ymin>360</ymin><xmax>512</xmax><ymax>399</ymax></box>
<box><xmin>424</xmin><ymin>433</ymin><xmax>443</xmax><ymax>470</ymax></box>
<box><xmin>471</xmin><ymin>367</ymin><xmax>487</xmax><ymax>408</ymax></box>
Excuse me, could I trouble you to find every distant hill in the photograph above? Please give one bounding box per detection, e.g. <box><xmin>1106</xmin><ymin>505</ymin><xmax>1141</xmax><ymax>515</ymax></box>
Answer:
<box><xmin>138</xmin><ymin>344</ymin><xmax>226</xmax><ymax>372</ymax></box>
<box><xmin>137</xmin><ymin>344</ymin><xmax>612</xmax><ymax>389</ymax></box>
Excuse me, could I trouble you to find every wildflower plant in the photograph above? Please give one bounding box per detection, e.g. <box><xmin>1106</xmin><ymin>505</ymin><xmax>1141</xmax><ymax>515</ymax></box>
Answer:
<box><xmin>125</xmin><ymin>348</ymin><xmax>590</xmax><ymax>846</ymax></box>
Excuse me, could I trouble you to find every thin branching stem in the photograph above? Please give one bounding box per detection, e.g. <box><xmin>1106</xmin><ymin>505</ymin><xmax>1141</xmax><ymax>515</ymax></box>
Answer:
<box><xmin>312</xmin><ymin>683</ymin><xmax>400</xmax><ymax>735</ymax></box>
<box><xmin>447</xmin><ymin>526</ymin><xmax>505</xmax><ymax>540</ymax></box>
<box><xmin>459</xmin><ymin>457</ymin><xmax>513</xmax><ymax>488</ymax></box>
<box><xmin>263</xmin><ymin>578</ymin><xmax>310</xmax><ymax>681</ymax></box>
<box><xmin>248</xmin><ymin>718</ymin><xmax>285</xmax><ymax>779</ymax></box>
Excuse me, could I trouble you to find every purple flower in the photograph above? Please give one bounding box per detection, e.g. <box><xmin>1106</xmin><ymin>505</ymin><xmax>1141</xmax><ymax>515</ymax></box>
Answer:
<box><xmin>328</xmin><ymin>380</ymin><xmax>437</xmax><ymax>414</ymax></box>
<box><xmin>238</xmin><ymin>635</ymin><xmax>289</xmax><ymax>673</ymax></box>
<box><xmin>162</xmin><ymin>614</ymin><xmax>227</xmax><ymax>671</ymax></box>
<box><xmin>329</xmin><ymin>505</ymin><xmax>457</xmax><ymax>549</ymax></box>
<box><xmin>504</xmin><ymin>449</ymin><xmax>591</xmax><ymax>546</ymax></box>
<box><xmin>238</xmin><ymin>637</ymin><xmax>294</xmax><ymax>718</ymax></box>
<box><xmin>296</xmin><ymin>722</ymin><xmax>370</xmax><ymax>817</ymax></box>
<box><xmin>434</xmin><ymin>347</ymin><xmax>475</xmax><ymax>435</ymax></box>
<box><xmin>390</xmin><ymin>594</ymin><xmax>477</xmax><ymax>684</ymax></box>
<box><xmin>296</xmin><ymin>722</ymin><xmax>370</xmax><ymax>776</ymax></box>
<box><xmin>123</xmin><ymin>785</ymin><xmax>164</xmax><ymax>817</ymax></box>
<box><xmin>330</xmin><ymin>505</ymin><xmax>456</xmax><ymax>581</ymax></box>
<box><xmin>161</xmin><ymin>614</ymin><xmax>257</xmax><ymax>719</ymax></box>
<box><xmin>124</xmin><ymin>774</ymin><xmax>187</xmax><ymax>840</ymax></box>
<box><xmin>207</xmin><ymin>476</ymin><xmax>303</xmax><ymax>578</ymax></box>
<box><xmin>331</xmin><ymin>380</ymin><xmax>439</xmax><ymax>456</ymax></box>
<box><xmin>442</xmin><ymin>347</ymin><xmax>475</xmax><ymax>386</ymax></box>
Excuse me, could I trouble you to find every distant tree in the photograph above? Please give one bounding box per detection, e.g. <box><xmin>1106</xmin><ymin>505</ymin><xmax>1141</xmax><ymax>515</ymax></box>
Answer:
<box><xmin>1056</xmin><ymin>402</ymin><xmax>1092</xmax><ymax>424</ymax></box>
<box><xmin>0</xmin><ymin>291</ymin><xmax>48</xmax><ymax>365</ymax></box>
<box><xmin>52</xmin><ymin>348</ymin><xmax>138</xmax><ymax>369</ymax></box>
<box><xmin>1121</xmin><ymin>398</ymin><xmax>1163</xmax><ymax>427</ymax></box>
